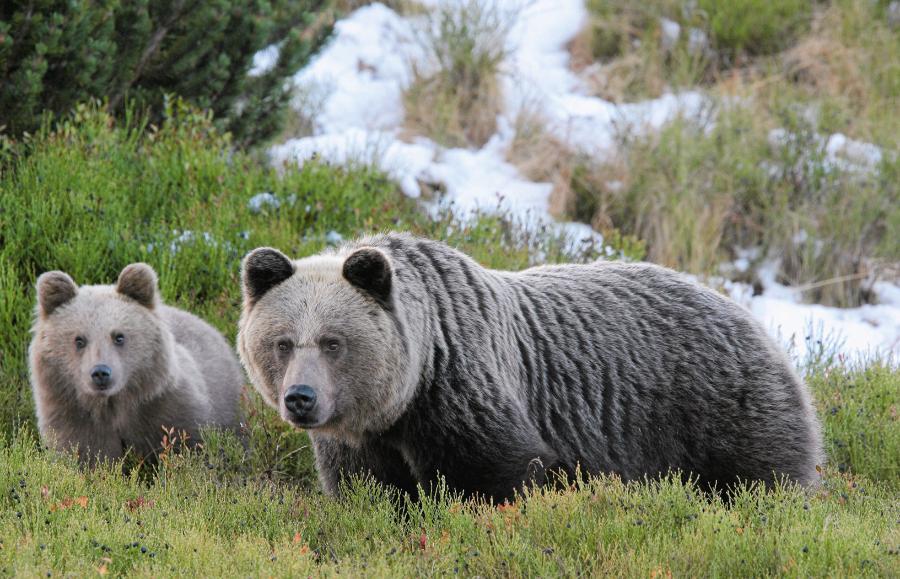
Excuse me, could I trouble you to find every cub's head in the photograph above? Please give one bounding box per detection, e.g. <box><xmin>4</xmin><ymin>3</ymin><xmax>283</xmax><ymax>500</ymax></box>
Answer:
<box><xmin>238</xmin><ymin>246</ymin><xmax>409</xmax><ymax>440</ymax></box>
<box><xmin>32</xmin><ymin>264</ymin><xmax>168</xmax><ymax>400</ymax></box>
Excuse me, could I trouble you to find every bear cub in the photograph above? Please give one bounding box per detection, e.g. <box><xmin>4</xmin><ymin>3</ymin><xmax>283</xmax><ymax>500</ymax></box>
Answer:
<box><xmin>29</xmin><ymin>263</ymin><xmax>244</xmax><ymax>464</ymax></box>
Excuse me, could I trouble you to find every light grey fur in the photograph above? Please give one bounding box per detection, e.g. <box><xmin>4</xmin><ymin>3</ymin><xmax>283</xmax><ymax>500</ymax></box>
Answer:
<box><xmin>29</xmin><ymin>264</ymin><xmax>244</xmax><ymax>465</ymax></box>
<box><xmin>239</xmin><ymin>233</ymin><xmax>824</xmax><ymax>501</ymax></box>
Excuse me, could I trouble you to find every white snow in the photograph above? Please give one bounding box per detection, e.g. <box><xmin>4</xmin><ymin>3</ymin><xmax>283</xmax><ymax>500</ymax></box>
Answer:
<box><xmin>289</xmin><ymin>4</ymin><xmax>417</xmax><ymax>134</ymax></box>
<box><xmin>263</xmin><ymin>0</ymin><xmax>899</xmax><ymax>363</ymax></box>
<box><xmin>724</xmin><ymin>264</ymin><xmax>900</xmax><ymax>364</ymax></box>
<box><xmin>248</xmin><ymin>44</ymin><xmax>280</xmax><ymax>77</ymax></box>
<box><xmin>660</xmin><ymin>18</ymin><xmax>681</xmax><ymax>52</ymax></box>
<box><xmin>247</xmin><ymin>192</ymin><xmax>280</xmax><ymax>213</ymax></box>
<box><xmin>768</xmin><ymin>128</ymin><xmax>887</xmax><ymax>173</ymax></box>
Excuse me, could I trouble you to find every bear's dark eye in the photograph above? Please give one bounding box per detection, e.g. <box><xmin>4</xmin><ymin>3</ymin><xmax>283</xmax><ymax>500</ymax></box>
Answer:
<box><xmin>74</xmin><ymin>336</ymin><xmax>86</xmax><ymax>350</ymax></box>
<box><xmin>276</xmin><ymin>339</ymin><xmax>293</xmax><ymax>353</ymax></box>
<box><xmin>324</xmin><ymin>339</ymin><xmax>341</xmax><ymax>353</ymax></box>
<box><xmin>113</xmin><ymin>333</ymin><xmax>125</xmax><ymax>346</ymax></box>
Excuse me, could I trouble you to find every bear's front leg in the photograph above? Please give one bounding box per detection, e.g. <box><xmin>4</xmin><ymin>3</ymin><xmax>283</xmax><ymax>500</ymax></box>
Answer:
<box><xmin>41</xmin><ymin>415</ymin><xmax>123</xmax><ymax>467</ymax></box>
<box><xmin>402</xmin><ymin>429</ymin><xmax>561</xmax><ymax>503</ymax></box>
<box><xmin>311</xmin><ymin>434</ymin><xmax>419</xmax><ymax>498</ymax></box>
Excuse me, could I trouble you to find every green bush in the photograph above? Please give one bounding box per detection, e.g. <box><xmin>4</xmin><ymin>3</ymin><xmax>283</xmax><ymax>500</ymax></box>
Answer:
<box><xmin>809</xmin><ymin>361</ymin><xmax>900</xmax><ymax>485</ymax></box>
<box><xmin>0</xmin><ymin>0</ymin><xmax>332</xmax><ymax>147</ymax></box>
<box><xmin>696</xmin><ymin>0</ymin><xmax>811</xmax><ymax>58</ymax></box>
<box><xmin>0</xmin><ymin>101</ymin><xmax>609</xmax><ymax>438</ymax></box>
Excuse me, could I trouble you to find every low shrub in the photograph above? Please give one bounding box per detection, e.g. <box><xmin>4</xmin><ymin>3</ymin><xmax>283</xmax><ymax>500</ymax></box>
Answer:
<box><xmin>697</xmin><ymin>0</ymin><xmax>811</xmax><ymax>59</ymax></box>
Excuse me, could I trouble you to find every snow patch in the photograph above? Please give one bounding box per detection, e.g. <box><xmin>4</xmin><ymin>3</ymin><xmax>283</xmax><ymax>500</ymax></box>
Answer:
<box><xmin>248</xmin><ymin>192</ymin><xmax>280</xmax><ymax>213</ymax></box>
<box><xmin>768</xmin><ymin>128</ymin><xmax>886</xmax><ymax>174</ymax></box>
<box><xmin>721</xmin><ymin>261</ymin><xmax>900</xmax><ymax>362</ymax></box>
<box><xmin>660</xmin><ymin>18</ymin><xmax>681</xmax><ymax>52</ymax></box>
<box><xmin>290</xmin><ymin>3</ymin><xmax>419</xmax><ymax>134</ymax></box>
<box><xmin>249</xmin><ymin>44</ymin><xmax>280</xmax><ymax>77</ymax></box>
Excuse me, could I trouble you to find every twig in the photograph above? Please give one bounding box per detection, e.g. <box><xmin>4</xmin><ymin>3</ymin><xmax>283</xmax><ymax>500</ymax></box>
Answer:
<box><xmin>789</xmin><ymin>271</ymin><xmax>870</xmax><ymax>292</ymax></box>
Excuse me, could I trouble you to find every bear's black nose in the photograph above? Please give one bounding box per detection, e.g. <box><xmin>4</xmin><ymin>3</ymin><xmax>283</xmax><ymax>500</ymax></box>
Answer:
<box><xmin>284</xmin><ymin>384</ymin><xmax>317</xmax><ymax>417</ymax></box>
<box><xmin>91</xmin><ymin>365</ymin><xmax>112</xmax><ymax>389</ymax></box>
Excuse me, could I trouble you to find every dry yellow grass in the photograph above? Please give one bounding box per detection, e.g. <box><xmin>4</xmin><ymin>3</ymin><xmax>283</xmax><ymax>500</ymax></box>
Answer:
<box><xmin>505</xmin><ymin>106</ymin><xmax>578</xmax><ymax>218</ymax></box>
<box><xmin>404</xmin><ymin>69</ymin><xmax>502</xmax><ymax>148</ymax></box>
<box><xmin>403</xmin><ymin>0</ymin><xmax>509</xmax><ymax>148</ymax></box>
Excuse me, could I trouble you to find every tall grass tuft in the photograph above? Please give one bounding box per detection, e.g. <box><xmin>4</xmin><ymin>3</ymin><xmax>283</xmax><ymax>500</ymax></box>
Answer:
<box><xmin>403</xmin><ymin>0</ymin><xmax>510</xmax><ymax>148</ymax></box>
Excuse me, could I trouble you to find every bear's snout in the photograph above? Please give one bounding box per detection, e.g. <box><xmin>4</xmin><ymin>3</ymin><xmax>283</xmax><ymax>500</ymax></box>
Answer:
<box><xmin>90</xmin><ymin>364</ymin><xmax>113</xmax><ymax>390</ymax></box>
<box><xmin>284</xmin><ymin>384</ymin><xmax>317</xmax><ymax>422</ymax></box>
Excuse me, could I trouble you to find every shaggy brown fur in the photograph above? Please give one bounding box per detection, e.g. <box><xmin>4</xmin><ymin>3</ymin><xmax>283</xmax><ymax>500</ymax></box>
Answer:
<box><xmin>29</xmin><ymin>264</ymin><xmax>244</xmax><ymax>465</ymax></box>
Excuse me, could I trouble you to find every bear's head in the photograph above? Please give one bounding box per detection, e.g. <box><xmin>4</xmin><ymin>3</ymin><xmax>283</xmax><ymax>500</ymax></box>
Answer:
<box><xmin>238</xmin><ymin>246</ymin><xmax>411</xmax><ymax>441</ymax></box>
<box><xmin>33</xmin><ymin>263</ymin><xmax>170</xmax><ymax>401</ymax></box>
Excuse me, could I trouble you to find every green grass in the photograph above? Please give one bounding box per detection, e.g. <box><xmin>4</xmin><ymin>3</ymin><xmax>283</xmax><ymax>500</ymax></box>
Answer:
<box><xmin>2</xmin><ymin>434</ymin><xmax>898</xmax><ymax>577</ymax></box>
<box><xmin>810</xmin><ymin>361</ymin><xmax>900</xmax><ymax>484</ymax></box>
<box><xmin>1</xmin><ymin>103</ymin><xmax>898</xmax><ymax>576</ymax></box>
<box><xmin>696</xmin><ymin>0</ymin><xmax>811</xmax><ymax>58</ymax></box>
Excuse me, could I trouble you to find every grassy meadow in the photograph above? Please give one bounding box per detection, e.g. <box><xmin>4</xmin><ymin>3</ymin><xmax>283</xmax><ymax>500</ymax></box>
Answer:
<box><xmin>1</xmin><ymin>0</ymin><xmax>899</xmax><ymax>575</ymax></box>
<box><xmin>0</xmin><ymin>101</ymin><xmax>897</xmax><ymax>577</ymax></box>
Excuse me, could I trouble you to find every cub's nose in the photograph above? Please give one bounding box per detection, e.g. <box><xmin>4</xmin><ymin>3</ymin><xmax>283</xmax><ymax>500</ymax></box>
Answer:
<box><xmin>91</xmin><ymin>365</ymin><xmax>112</xmax><ymax>389</ymax></box>
<box><xmin>284</xmin><ymin>384</ymin><xmax>317</xmax><ymax>417</ymax></box>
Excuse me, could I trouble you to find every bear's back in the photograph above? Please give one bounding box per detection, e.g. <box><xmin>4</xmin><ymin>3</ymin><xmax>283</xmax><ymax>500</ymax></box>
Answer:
<box><xmin>491</xmin><ymin>259</ymin><xmax>821</xmax><ymax>486</ymax></box>
<box><xmin>159</xmin><ymin>305</ymin><xmax>243</xmax><ymax>427</ymax></box>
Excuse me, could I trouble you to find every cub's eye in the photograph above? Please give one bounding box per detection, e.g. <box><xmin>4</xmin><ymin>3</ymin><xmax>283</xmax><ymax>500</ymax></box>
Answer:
<box><xmin>74</xmin><ymin>336</ymin><xmax>86</xmax><ymax>350</ymax></box>
<box><xmin>324</xmin><ymin>339</ymin><xmax>341</xmax><ymax>353</ymax></box>
<box><xmin>276</xmin><ymin>340</ymin><xmax>293</xmax><ymax>353</ymax></box>
<box><xmin>113</xmin><ymin>333</ymin><xmax>125</xmax><ymax>346</ymax></box>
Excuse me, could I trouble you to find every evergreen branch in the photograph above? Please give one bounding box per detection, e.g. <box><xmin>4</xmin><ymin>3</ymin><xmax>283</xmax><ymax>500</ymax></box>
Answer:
<box><xmin>109</xmin><ymin>0</ymin><xmax>187</xmax><ymax>111</ymax></box>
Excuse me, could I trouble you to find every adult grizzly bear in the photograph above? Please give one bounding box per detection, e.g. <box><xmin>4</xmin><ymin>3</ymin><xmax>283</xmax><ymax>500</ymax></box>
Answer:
<box><xmin>238</xmin><ymin>233</ymin><xmax>823</xmax><ymax>501</ymax></box>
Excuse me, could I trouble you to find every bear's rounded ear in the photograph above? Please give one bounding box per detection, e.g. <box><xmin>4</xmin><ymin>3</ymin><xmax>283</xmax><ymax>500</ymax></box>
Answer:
<box><xmin>242</xmin><ymin>247</ymin><xmax>294</xmax><ymax>306</ymax></box>
<box><xmin>36</xmin><ymin>271</ymin><xmax>78</xmax><ymax>318</ymax></box>
<box><xmin>116</xmin><ymin>263</ymin><xmax>159</xmax><ymax>309</ymax></box>
<box><xmin>343</xmin><ymin>247</ymin><xmax>392</xmax><ymax>304</ymax></box>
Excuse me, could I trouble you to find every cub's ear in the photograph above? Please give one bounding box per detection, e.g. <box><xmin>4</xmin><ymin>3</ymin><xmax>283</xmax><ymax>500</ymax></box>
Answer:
<box><xmin>242</xmin><ymin>247</ymin><xmax>294</xmax><ymax>306</ymax></box>
<box><xmin>36</xmin><ymin>271</ymin><xmax>78</xmax><ymax>318</ymax></box>
<box><xmin>343</xmin><ymin>247</ymin><xmax>392</xmax><ymax>304</ymax></box>
<box><xmin>116</xmin><ymin>263</ymin><xmax>159</xmax><ymax>309</ymax></box>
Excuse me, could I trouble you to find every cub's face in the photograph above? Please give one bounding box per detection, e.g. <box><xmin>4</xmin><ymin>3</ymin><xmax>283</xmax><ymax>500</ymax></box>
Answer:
<box><xmin>33</xmin><ymin>264</ymin><xmax>164</xmax><ymax>399</ymax></box>
<box><xmin>238</xmin><ymin>247</ymin><xmax>406</xmax><ymax>439</ymax></box>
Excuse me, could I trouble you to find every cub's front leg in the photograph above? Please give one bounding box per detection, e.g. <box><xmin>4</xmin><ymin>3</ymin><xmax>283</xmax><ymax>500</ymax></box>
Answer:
<box><xmin>41</xmin><ymin>413</ymin><xmax>123</xmax><ymax>466</ymax></box>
